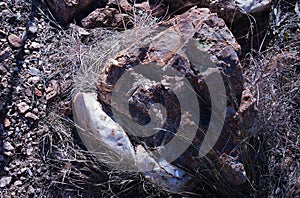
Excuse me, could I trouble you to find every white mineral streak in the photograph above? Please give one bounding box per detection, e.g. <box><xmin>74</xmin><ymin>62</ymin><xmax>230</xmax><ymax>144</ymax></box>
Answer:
<box><xmin>135</xmin><ymin>145</ymin><xmax>193</xmax><ymax>192</ymax></box>
<box><xmin>72</xmin><ymin>92</ymin><xmax>136</xmax><ymax>170</ymax></box>
<box><xmin>73</xmin><ymin>92</ymin><xmax>192</xmax><ymax>191</ymax></box>
<box><xmin>236</xmin><ymin>0</ymin><xmax>272</xmax><ymax>13</ymax></box>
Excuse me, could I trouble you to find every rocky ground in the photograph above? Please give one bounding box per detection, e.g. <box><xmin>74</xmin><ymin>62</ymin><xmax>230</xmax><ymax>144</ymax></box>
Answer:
<box><xmin>0</xmin><ymin>0</ymin><xmax>299</xmax><ymax>197</ymax></box>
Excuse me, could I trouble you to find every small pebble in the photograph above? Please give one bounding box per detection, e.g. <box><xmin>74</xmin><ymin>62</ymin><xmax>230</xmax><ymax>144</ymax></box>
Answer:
<box><xmin>8</xmin><ymin>34</ymin><xmax>22</xmax><ymax>48</ymax></box>
<box><xmin>0</xmin><ymin>176</ymin><xmax>12</xmax><ymax>188</ymax></box>
<box><xmin>17</xmin><ymin>102</ymin><xmax>30</xmax><ymax>113</ymax></box>
<box><xmin>3</xmin><ymin>141</ymin><xmax>14</xmax><ymax>151</ymax></box>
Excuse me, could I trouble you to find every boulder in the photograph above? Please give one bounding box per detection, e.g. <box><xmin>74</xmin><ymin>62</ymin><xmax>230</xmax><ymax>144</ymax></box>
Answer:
<box><xmin>97</xmin><ymin>7</ymin><xmax>247</xmax><ymax>184</ymax></box>
<box><xmin>73</xmin><ymin>7</ymin><xmax>257</xmax><ymax>191</ymax></box>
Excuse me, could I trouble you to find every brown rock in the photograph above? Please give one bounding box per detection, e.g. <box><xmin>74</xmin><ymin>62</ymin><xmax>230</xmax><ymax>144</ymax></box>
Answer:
<box><xmin>96</xmin><ymin>7</ymin><xmax>248</xmax><ymax>185</ymax></box>
<box><xmin>8</xmin><ymin>34</ymin><xmax>22</xmax><ymax>48</ymax></box>
<box><xmin>34</xmin><ymin>87</ymin><xmax>43</xmax><ymax>97</ymax></box>
<box><xmin>81</xmin><ymin>7</ymin><xmax>133</xmax><ymax>29</ymax></box>
<box><xmin>44</xmin><ymin>0</ymin><xmax>108</xmax><ymax>24</ymax></box>
<box><xmin>3</xmin><ymin>118</ymin><xmax>11</xmax><ymax>128</ymax></box>
<box><xmin>235</xmin><ymin>88</ymin><xmax>257</xmax><ymax>130</ymax></box>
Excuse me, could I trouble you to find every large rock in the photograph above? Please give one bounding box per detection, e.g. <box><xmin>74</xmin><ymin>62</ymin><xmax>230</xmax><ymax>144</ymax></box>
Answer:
<box><xmin>97</xmin><ymin>7</ymin><xmax>248</xmax><ymax>183</ymax></box>
<box><xmin>44</xmin><ymin>0</ymin><xmax>107</xmax><ymax>24</ymax></box>
<box><xmin>73</xmin><ymin>7</ymin><xmax>257</xmax><ymax>191</ymax></box>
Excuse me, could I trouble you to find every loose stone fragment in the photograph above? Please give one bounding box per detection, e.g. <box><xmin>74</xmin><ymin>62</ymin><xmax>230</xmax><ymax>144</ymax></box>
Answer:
<box><xmin>8</xmin><ymin>34</ymin><xmax>22</xmax><ymax>48</ymax></box>
<box><xmin>3</xmin><ymin>141</ymin><xmax>14</xmax><ymax>151</ymax></box>
<box><xmin>17</xmin><ymin>102</ymin><xmax>30</xmax><ymax>114</ymax></box>
<box><xmin>0</xmin><ymin>176</ymin><xmax>12</xmax><ymax>188</ymax></box>
<box><xmin>25</xmin><ymin>112</ymin><xmax>39</xmax><ymax>120</ymax></box>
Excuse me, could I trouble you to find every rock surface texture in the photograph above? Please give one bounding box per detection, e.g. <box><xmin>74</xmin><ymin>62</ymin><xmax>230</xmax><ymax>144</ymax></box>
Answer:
<box><xmin>150</xmin><ymin>0</ymin><xmax>272</xmax><ymax>22</ymax></box>
<box><xmin>73</xmin><ymin>7</ymin><xmax>257</xmax><ymax>191</ymax></box>
<box><xmin>81</xmin><ymin>8</ymin><xmax>133</xmax><ymax>29</ymax></box>
<box><xmin>44</xmin><ymin>0</ymin><xmax>107</xmax><ymax>24</ymax></box>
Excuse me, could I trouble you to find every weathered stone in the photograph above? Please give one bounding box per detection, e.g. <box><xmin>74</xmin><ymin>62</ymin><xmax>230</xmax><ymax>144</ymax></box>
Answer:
<box><xmin>81</xmin><ymin>8</ymin><xmax>133</xmax><ymax>29</ymax></box>
<box><xmin>71</xmin><ymin>7</ymin><xmax>261</xmax><ymax>191</ymax></box>
<box><xmin>8</xmin><ymin>34</ymin><xmax>22</xmax><ymax>48</ymax></box>
<box><xmin>44</xmin><ymin>0</ymin><xmax>108</xmax><ymax>24</ymax></box>
<box><xmin>34</xmin><ymin>87</ymin><xmax>43</xmax><ymax>97</ymax></box>
<box><xmin>236</xmin><ymin>0</ymin><xmax>272</xmax><ymax>13</ymax></box>
<box><xmin>150</xmin><ymin>1</ymin><xmax>272</xmax><ymax>54</ymax></box>
<box><xmin>28</xmin><ymin>186</ymin><xmax>35</xmax><ymax>194</ymax></box>
<box><xmin>235</xmin><ymin>88</ymin><xmax>257</xmax><ymax>130</ymax></box>
<box><xmin>134</xmin><ymin>1</ymin><xmax>151</xmax><ymax>13</ymax></box>
<box><xmin>0</xmin><ymin>47</ymin><xmax>11</xmax><ymax>62</ymax></box>
<box><xmin>135</xmin><ymin>145</ymin><xmax>194</xmax><ymax>192</ymax></box>
<box><xmin>96</xmin><ymin>7</ymin><xmax>248</xmax><ymax>186</ymax></box>
<box><xmin>28</xmin><ymin>76</ymin><xmax>40</xmax><ymax>84</ymax></box>
<box><xmin>1</xmin><ymin>77</ymin><xmax>8</xmax><ymax>88</ymax></box>
<box><xmin>27</xmin><ymin>67</ymin><xmax>41</xmax><ymax>76</ymax></box>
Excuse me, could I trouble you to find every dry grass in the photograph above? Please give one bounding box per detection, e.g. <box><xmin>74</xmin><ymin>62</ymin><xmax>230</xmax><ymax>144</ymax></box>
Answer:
<box><xmin>242</xmin><ymin>0</ymin><xmax>300</xmax><ymax>196</ymax></box>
